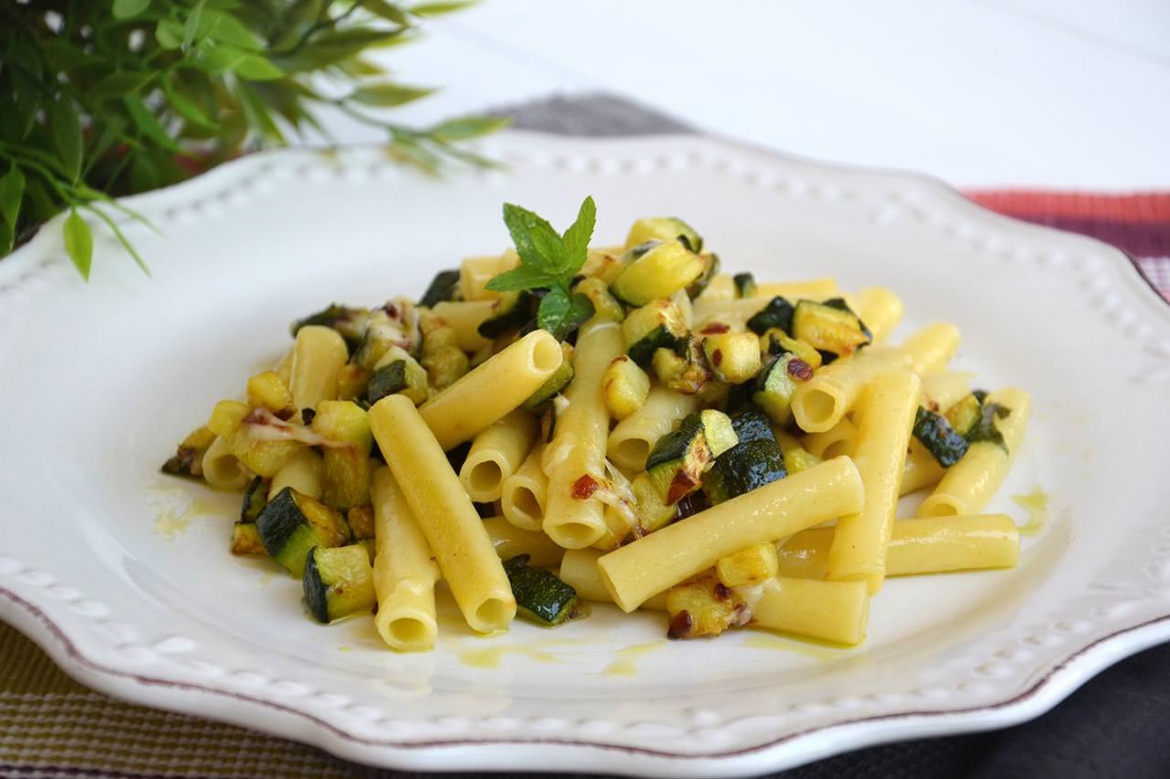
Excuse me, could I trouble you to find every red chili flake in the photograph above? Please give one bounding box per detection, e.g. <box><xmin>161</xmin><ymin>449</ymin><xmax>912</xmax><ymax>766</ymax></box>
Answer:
<box><xmin>667</xmin><ymin>610</ymin><xmax>693</xmax><ymax>639</ymax></box>
<box><xmin>384</xmin><ymin>302</ymin><xmax>399</xmax><ymax>318</ymax></box>
<box><xmin>711</xmin><ymin>348</ymin><xmax>723</xmax><ymax>367</ymax></box>
<box><xmin>571</xmin><ymin>474</ymin><xmax>600</xmax><ymax>500</ymax></box>
<box><xmin>787</xmin><ymin>358</ymin><xmax>814</xmax><ymax>382</ymax></box>
<box><xmin>666</xmin><ymin>471</ymin><xmax>699</xmax><ymax>505</ymax></box>
<box><xmin>700</xmin><ymin>322</ymin><xmax>730</xmax><ymax>335</ymax></box>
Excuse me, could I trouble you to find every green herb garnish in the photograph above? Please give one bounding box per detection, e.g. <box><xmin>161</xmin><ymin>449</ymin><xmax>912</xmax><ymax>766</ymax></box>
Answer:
<box><xmin>487</xmin><ymin>196</ymin><xmax>597</xmax><ymax>340</ymax></box>
<box><xmin>967</xmin><ymin>402</ymin><xmax>1011</xmax><ymax>452</ymax></box>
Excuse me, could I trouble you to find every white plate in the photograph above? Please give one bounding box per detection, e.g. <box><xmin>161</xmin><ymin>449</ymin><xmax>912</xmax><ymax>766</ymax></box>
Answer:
<box><xmin>2</xmin><ymin>132</ymin><xmax>1169</xmax><ymax>778</ymax></box>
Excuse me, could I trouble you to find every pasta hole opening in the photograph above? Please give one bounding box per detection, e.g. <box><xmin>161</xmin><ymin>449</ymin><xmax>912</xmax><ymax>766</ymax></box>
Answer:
<box><xmin>529</xmin><ymin>336</ymin><xmax>564</xmax><ymax>374</ymax></box>
<box><xmin>794</xmin><ymin>390</ymin><xmax>838</xmax><ymax>430</ymax></box>
<box><xmin>474</xmin><ymin>597</ymin><xmax>515</xmax><ymax>631</ymax></box>
<box><xmin>548</xmin><ymin>521</ymin><xmax>604</xmax><ymax>550</ymax></box>
<box><xmin>823</xmin><ymin>440</ymin><xmax>853</xmax><ymax>460</ymax></box>
<box><xmin>513</xmin><ymin>487</ymin><xmax>543</xmax><ymax>522</ymax></box>
<box><xmin>612</xmin><ymin>439</ymin><xmax>651</xmax><ymax>471</ymax></box>
<box><xmin>389</xmin><ymin>618</ymin><xmax>433</xmax><ymax>648</ymax></box>
<box><xmin>919</xmin><ymin>498</ymin><xmax>960</xmax><ymax>518</ymax></box>
<box><xmin>466</xmin><ymin>459</ymin><xmax>505</xmax><ymax>499</ymax></box>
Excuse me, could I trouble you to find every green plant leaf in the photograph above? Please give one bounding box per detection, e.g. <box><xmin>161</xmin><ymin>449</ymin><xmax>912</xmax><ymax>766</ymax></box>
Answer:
<box><xmin>112</xmin><ymin>0</ymin><xmax>152</xmax><ymax>19</ymax></box>
<box><xmin>410</xmin><ymin>1</ymin><xmax>475</xmax><ymax>17</ymax></box>
<box><xmin>197</xmin><ymin>9</ymin><xmax>263</xmax><ymax>50</ymax></box>
<box><xmin>363</xmin><ymin>0</ymin><xmax>411</xmax><ymax>25</ymax></box>
<box><xmin>559</xmin><ymin>195</ymin><xmax>596</xmax><ymax>275</ymax></box>
<box><xmin>91</xmin><ymin>72</ymin><xmax>154</xmax><ymax>102</ymax></box>
<box><xmin>63</xmin><ymin>210</ymin><xmax>94</xmax><ymax>280</ymax></box>
<box><xmin>275</xmin><ymin>28</ymin><xmax>407</xmax><ymax>72</ymax></box>
<box><xmin>0</xmin><ymin>221</ymin><xmax>12</xmax><ymax>256</ymax></box>
<box><xmin>156</xmin><ymin>18</ymin><xmax>185</xmax><ymax>49</ymax></box>
<box><xmin>499</xmin><ymin>202</ymin><xmax>562</xmax><ymax>273</ymax></box>
<box><xmin>0</xmin><ymin>167</ymin><xmax>26</xmax><ymax>230</ymax></box>
<box><xmin>235</xmin><ymin>53</ymin><xmax>285</xmax><ymax>80</ymax></box>
<box><xmin>122</xmin><ymin>95</ymin><xmax>183</xmax><ymax>152</ymax></box>
<box><xmin>429</xmin><ymin>115</ymin><xmax>510</xmax><ymax>142</ymax></box>
<box><xmin>349</xmin><ymin>83</ymin><xmax>434</xmax><ymax>107</ymax></box>
<box><xmin>537</xmin><ymin>288</ymin><xmax>594</xmax><ymax>341</ymax></box>
<box><xmin>47</xmin><ymin>99</ymin><xmax>84</xmax><ymax>183</ymax></box>
<box><xmin>162</xmin><ymin>77</ymin><xmax>218</xmax><ymax>130</ymax></box>
<box><xmin>184</xmin><ymin>0</ymin><xmax>210</xmax><ymax>49</ymax></box>
<box><xmin>236</xmin><ymin>83</ymin><xmax>286</xmax><ymax>144</ymax></box>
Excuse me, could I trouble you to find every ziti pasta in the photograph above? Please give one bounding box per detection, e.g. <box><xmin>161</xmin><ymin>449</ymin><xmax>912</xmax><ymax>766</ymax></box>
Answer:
<box><xmin>162</xmin><ymin>198</ymin><xmax>1031</xmax><ymax>649</ymax></box>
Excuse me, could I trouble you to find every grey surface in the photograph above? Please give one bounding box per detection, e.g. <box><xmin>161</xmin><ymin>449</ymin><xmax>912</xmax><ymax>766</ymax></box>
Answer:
<box><xmin>498</xmin><ymin>92</ymin><xmax>693</xmax><ymax>137</ymax></box>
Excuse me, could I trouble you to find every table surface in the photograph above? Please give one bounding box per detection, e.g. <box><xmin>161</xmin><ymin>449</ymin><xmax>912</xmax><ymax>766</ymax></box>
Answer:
<box><xmin>320</xmin><ymin>0</ymin><xmax>1169</xmax><ymax>190</ymax></box>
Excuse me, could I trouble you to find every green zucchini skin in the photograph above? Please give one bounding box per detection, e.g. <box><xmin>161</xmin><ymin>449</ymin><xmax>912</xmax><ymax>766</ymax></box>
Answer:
<box><xmin>703</xmin><ymin>406</ymin><xmax>787</xmax><ymax>504</ymax></box>
<box><xmin>752</xmin><ymin>352</ymin><xmax>814</xmax><ymax>426</ymax></box>
<box><xmin>256</xmin><ymin>487</ymin><xmax>350</xmax><ymax>577</ymax></box>
<box><xmin>645</xmin><ymin>410</ymin><xmax>737</xmax><ymax>505</ymax></box>
<box><xmin>523</xmin><ymin>350</ymin><xmax>574</xmax><ymax>412</ymax></box>
<box><xmin>419</xmin><ymin>269</ymin><xmax>461</xmax><ymax>308</ymax></box>
<box><xmin>477</xmin><ymin>291</ymin><xmax>537</xmax><ymax>339</ymax></box>
<box><xmin>303</xmin><ymin>544</ymin><xmax>376</xmax><ymax>624</ymax></box>
<box><xmin>790</xmin><ymin>299</ymin><xmax>871</xmax><ymax>360</ymax></box>
<box><xmin>733</xmin><ymin>272</ymin><xmax>757</xmax><ymax>298</ymax></box>
<box><xmin>503</xmin><ymin>555</ymin><xmax>578</xmax><ymax>626</ymax></box>
<box><xmin>685</xmin><ymin>252</ymin><xmax>720</xmax><ymax>298</ymax></box>
<box><xmin>289</xmin><ymin>304</ymin><xmax>369</xmax><ymax>353</ymax></box>
<box><xmin>746</xmin><ymin>296</ymin><xmax>796</xmax><ymax>335</ymax></box>
<box><xmin>366</xmin><ymin>358</ymin><xmax>428</xmax><ymax>406</ymax></box>
<box><xmin>912</xmin><ymin>406</ymin><xmax>969</xmax><ymax>467</ymax></box>
<box><xmin>622</xmin><ymin>300</ymin><xmax>690</xmax><ymax>367</ymax></box>
<box><xmin>240</xmin><ymin>476</ymin><xmax>269</xmax><ymax>522</ymax></box>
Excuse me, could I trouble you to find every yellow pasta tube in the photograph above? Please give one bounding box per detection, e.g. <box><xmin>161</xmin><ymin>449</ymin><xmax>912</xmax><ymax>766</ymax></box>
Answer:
<box><xmin>900</xmin><ymin>323</ymin><xmax>961</xmax><ymax>375</ymax></box>
<box><xmin>853</xmin><ymin>287</ymin><xmax>903</xmax><ymax>343</ymax></box>
<box><xmin>918</xmin><ymin>388</ymin><xmax>1031</xmax><ymax>517</ymax></box>
<box><xmin>429</xmin><ymin>300</ymin><xmax>495</xmax><ymax>353</ymax></box>
<box><xmin>459</xmin><ymin>410</ymin><xmax>538</xmax><ymax>502</ymax></box>
<box><xmin>289</xmin><ymin>325</ymin><xmax>348</xmax><ymax>410</ymax></box>
<box><xmin>597</xmin><ymin>456</ymin><xmax>864</xmax><ymax>612</ymax></box>
<box><xmin>200</xmin><ymin>435</ymin><xmax>251</xmax><ymax>490</ymax></box>
<box><xmin>779</xmin><ymin>514</ymin><xmax>1020</xmax><ymax>578</ymax></box>
<box><xmin>790</xmin><ymin>346</ymin><xmax>913</xmax><ymax>433</ymax></box>
<box><xmin>920</xmin><ymin>370</ymin><xmax>973</xmax><ymax>413</ymax></box>
<box><xmin>371</xmin><ymin>467</ymin><xmax>440</xmax><ymax>652</ymax></box>
<box><xmin>755</xmin><ymin>277</ymin><xmax>839</xmax><ymax>300</ymax></box>
<box><xmin>696</xmin><ymin>273</ymin><xmax>736</xmax><ymax>302</ymax></box>
<box><xmin>900</xmin><ymin>439</ymin><xmax>945</xmax><ymax>495</ymax></box>
<box><xmin>543</xmin><ymin>320</ymin><xmax>624</xmax><ymax>549</ymax></box>
<box><xmin>558</xmin><ymin>548</ymin><xmax>668</xmax><ymax>612</ymax></box>
<box><xmin>751</xmin><ymin>577</ymin><xmax>870</xmax><ymax>645</ymax></box>
<box><xmin>500</xmin><ymin>444</ymin><xmax>548</xmax><ymax>532</ymax></box>
<box><xmin>828</xmin><ymin>371</ymin><xmax>921</xmax><ymax>593</ymax></box>
<box><xmin>481</xmin><ymin>517</ymin><xmax>565</xmax><ymax>569</ymax></box>
<box><xmin>801</xmin><ymin>416</ymin><xmax>858</xmax><ymax>460</ymax></box>
<box><xmin>459</xmin><ymin>251</ymin><xmax>518</xmax><ymax>301</ymax></box>
<box><xmin>369</xmin><ymin>394</ymin><xmax>516</xmax><ymax>634</ymax></box>
<box><xmin>692</xmin><ymin>278</ymin><xmax>838</xmax><ymax>328</ymax></box>
<box><xmin>607</xmin><ymin>385</ymin><xmax>701</xmax><ymax>471</ymax></box>
<box><xmin>273</xmin><ymin>346</ymin><xmax>294</xmax><ymax>386</ymax></box>
<box><xmin>268</xmin><ymin>448</ymin><xmax>323</xmax><ymax>499</ymax></box>
<box><xmin>419</xmin><ymin>329</ymin><xmax>564</xmax><ymax>451</ymax></box>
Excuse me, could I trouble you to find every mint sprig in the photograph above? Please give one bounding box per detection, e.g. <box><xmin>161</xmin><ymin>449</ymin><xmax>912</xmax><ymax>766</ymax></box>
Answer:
<box><xmin>487</xmin><ymin>196</ymin><xmax>597</xmax><ymax>340</ymax></box>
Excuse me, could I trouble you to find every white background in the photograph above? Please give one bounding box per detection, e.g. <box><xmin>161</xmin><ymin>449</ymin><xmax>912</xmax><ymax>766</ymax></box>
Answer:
<box><xmin>329</xmin><ymin>0</ymin><xmax>1170</xmax><ymax>190</ymax></box>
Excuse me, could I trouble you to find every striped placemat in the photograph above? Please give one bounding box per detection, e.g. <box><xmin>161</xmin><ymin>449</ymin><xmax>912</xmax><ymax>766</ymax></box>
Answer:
<box><xmin>2</xmin><ymin>188</ymin><xmax>1168</xmax><ymax>779</ymax></box>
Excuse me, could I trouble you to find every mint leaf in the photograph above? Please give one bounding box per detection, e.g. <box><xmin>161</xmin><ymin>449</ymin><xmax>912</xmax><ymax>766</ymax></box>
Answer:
<box><xmin>485</xmin><ymin>263</ymin><xmax>562</xmax><ymax>293</ymax></box>
<box><xmin>501</xmin><ymin>202</ymin><xmax>562</xmax><ymax>270</ymax></box>
<box><xmin>560</xmin><ymin>195</ymin><xmax>595</xmax><ymax>275</ymax></box>
<box><xmin>538</xmin><ymin>288</ymin><xmax>594</xmax><ymax>341</ymax></box>
<box><xmin>967</xmin><ymin>402</ymin><xmax>1010</xmax><ymax>452</ymax></box>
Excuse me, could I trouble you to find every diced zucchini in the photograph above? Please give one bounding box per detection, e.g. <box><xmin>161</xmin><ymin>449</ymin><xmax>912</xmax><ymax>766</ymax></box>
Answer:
<box><xmin>419</xmin><ymin>316</ymin><xmax>470</xmax><ymax>390</ymax></box>
<box><xmin>230</xmin><ymin>522</ymin><xmax>267</xmax><ymax>556</ymax></box>
<box><xmin>716</xmin><ymin>542</ymin><xmax>780</xmax><ymax>587</ymax></box>
<box><xmin>703</xmin><ymin>405</ymin><xmax>787</xmax><ymax>504</ymax></box>
<box><xmin>602</xmin><ymin>356</ymin><xmax>650</xmax><ymax>421</ymax></box>
<box><xmin>290</xmin><ymin>304</ymin><xmax>369</xmax><ymax>354</ymax></box>
<box><xmin>666</xmin><ymin>571</ymin><xmax>749</xmax><ymax>639</ymax></box>
<box><xmin>161</xmin><ymin>425</ymin><xmax>217</xmax><ymax>478</ymax></box>
<box><xmin>644</xmin><ymin>410</ymin><xmax>738</xmax><ymax>505</ymax></box>
<box><xmin>624</xmin><ymin>216</ymin><xmax>704</xmax><ymax>253</ymax></box>
<box><xmin>208</xmin><ymin>400</ymin><xmax>249</xmax><ymax>438</ymax></box>
<box><xmin>241</xmin><ymin>476</ymin><xmax>269</xmax><ymax>522</ymax></box>
<box><xmin>790</xmin><ymin>299</ymin><xmax>871</xmax><ymax>360</ymax></box>
<box><xmin>759</xmin><ymin>328</ymin><xmax>822</xmax><ymax>370</ymax></box>
<box><xmin>336</xmin><ymin>363</ymin><xmax>371</xmax><ymax>402</ymax></box>
<box><xmin>945</xmin><ymin>393</ymin><xmax>982</xmax><ymax>438</ymax></box>
<box><xmin>366</xmin><ymin>350</ymin><xmax>429</xmax><ymax>406</ymax></box>
<box><xmin>610</xmin><ymin>240</ymin><xmax>707</xmax><ymax>306</ymax></box>
<box><xmin>752</xmin><ymin>352</ymin><xmax>815</xmax><ymax>426</ymax></box>
<box><xmin>310</xmin><ymin>400</ymin><xmax>373</xmax><ymax>509</ymax></box>
<box><xmin>477</xmin><ymin>291</ymin><xmax>537</xmax><ymax>339</ymax></box>
<box><xmin>773</xmin><ymin>429</ymin><xmax>822</xmax><ymax>474</ymax></box>
<box><xmin>912</xmin><ymin>406</ymin><xmax>970</xmax><ymax>467</ymax></box>
<box><xmin>650</xmin><ymin>344</ymin><xmax>709</xmax><ymax>396</ymax></box>
<box><xmin>622</xmin><ymin>299</ymin><xmax>689</xmax><ymax>367</ymax></box>
<box><xmin>303</xmin><ymin>544</ymin><xmax>376</xmax><ymax>623</ymax></box>
<box><xmin>353</xmin><ymin>299</ymin><xmax>421</xmax><ymax>369</ymax></box>
<box><xmin>503</xmin><ymin>554</ymin><xmax>579</xmax><ymax>626</ymax></box>
<box><xmin>418</xmin><ymin>268</ymin><xmax>462</xmax><ymax>308</ymax></box>
<box><xmin>246</xmin><ymin>371</ymin><xmax>295</xmax><ymax>420</ymax></box>
<box><xmin>631</xmin><ymin>471</ymin><xmax>678</xmax><ymax>535</ymax></box>
<box><xmin>746</xmin><ymin>296</ymin><xmax>796</xmax><ymax>335</ymax></box>
<box><xmin>523</xmin><ymin>343</ymin><xmax>574</xmax><ymax>412</ymax></box>
<box><xmin>686</xmin><ymin>252</ymin><xmax>721</xmax><ymax>299</ymax></box>
<box><xmin>701</xmin><ymin>331</ymin><xmax>762</xmax><ymax>384</ymax></box>
<box><xmin>227</xmin><ymin>412</ymin><xmax>305</xmax><ymax>477</ymax></box>
<box><xmin>573</xmin><ymin>276</ymin><xmax>625</xmax><ymax>322</ymax></box>
<box><xmin>346</xmin><ymin>505</ymin><xmax>376</xmax><ymax>541</ymax></box>
<box><xmin>733</xmin><ymin>272</ymin><xmax>757</xmax><ymax>298</ymax></box>
<box><xmin>256</xmin><ymin>487</ymin><xmax>352</xmax><ymax>576</ymax></box>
